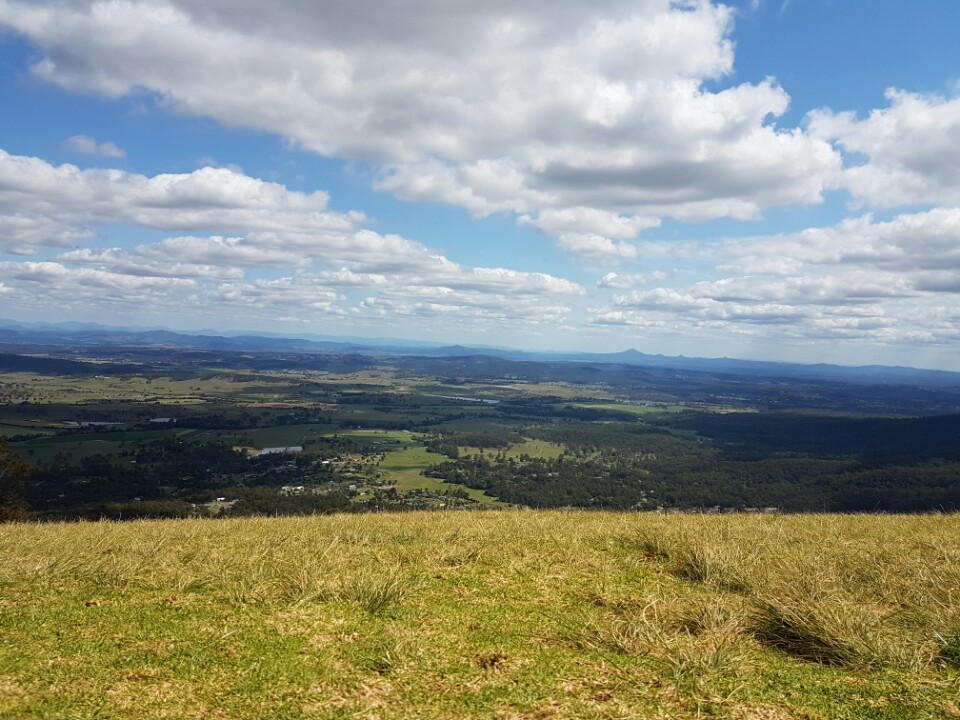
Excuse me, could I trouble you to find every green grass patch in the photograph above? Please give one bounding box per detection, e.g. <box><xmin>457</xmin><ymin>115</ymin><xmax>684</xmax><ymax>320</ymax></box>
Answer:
<box><xmin>568</xmin><ymin>402</ymin><xmax>684</xmax><ymax>415</ymax></box>
<box><xmin>241</xmin><ymin>424</ymin><xmax>331</xmax><ymax>449</ymax></box>
<box><xmin>435</xmin><ymin>417</ymin><xmax>523</xmax><ymax>433</ymax></box>
<box><xmin>458</xmin><ymin>439</ymin><xmax>565</xmax><ymax>460</ymax></box>
<box><xmin>503</xmin><ymin>438</ymin><xmax>565</xmax><ymax>459</ymax></box>
<box><xmin>12</xmin><ymin>429</ymin><xmax>187</xmax><ymax>465</ymax></box>
<box><xmin>0</xmin><ymin>372</ymin><xmax>295</xmax><ymax>405</ymax></box>
<box><xmin>377</xmin><ymin>446</ymin><xmax>497</xmax><ymax>504</ymax></box>
<box><xmin>335</xmin><ymin>429</ymin><xmax>417</xmax><ymax>441</ymax></box>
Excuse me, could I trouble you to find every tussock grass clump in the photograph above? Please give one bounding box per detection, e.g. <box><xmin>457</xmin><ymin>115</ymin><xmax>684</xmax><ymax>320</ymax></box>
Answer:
<box><xmin>749</xmin><ymin>593</ymin><xmax>885</xmax><ymax>666</ymax></box>
<box><xmin>634</xmin><ymin>513</ymin><xmax>960</xmax><ymax>670</ymax></box>
<box><xmin>341</xmin><ymin>564</ymin><xmax>417</xmax><ymax>616</ymax></box>
<box><xmin>670</xmin><ymin>542</ymin><xmax>754</xmax><ymax>592</ymax></box>
<box><xmin>559</xmin><ymin>584</ymin><xmax>752</xmax><ymax>705</ymax></box>
<box><xmin>633</xmin><ymin>516</ymin><xmax>769</xmax><ymax>592</ymax></box>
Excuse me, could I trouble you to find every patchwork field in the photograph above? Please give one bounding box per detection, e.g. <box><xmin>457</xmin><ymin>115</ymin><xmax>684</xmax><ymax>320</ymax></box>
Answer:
<box><xmin>376</xmin><ymin>446</ymin><xmax>498</xmax><ymax>504</ymax></box>
<box><xmin>1</xmin><ymin>511</ymin><xmax>958</xmax><ymax>719</ymax></box>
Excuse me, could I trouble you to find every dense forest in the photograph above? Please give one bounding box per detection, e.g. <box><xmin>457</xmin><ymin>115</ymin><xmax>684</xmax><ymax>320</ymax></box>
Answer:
<box><xmin>423</xmin><ymin>418</ymin><xmax>960</xmax><ymax>512</ymax></box>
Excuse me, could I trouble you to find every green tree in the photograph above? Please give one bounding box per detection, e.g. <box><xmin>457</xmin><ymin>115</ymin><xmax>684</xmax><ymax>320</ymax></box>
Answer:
<box><xmin>0</xmin><ymin>437</ymin><xmax>29</xmax><ymax>521</ymax></box>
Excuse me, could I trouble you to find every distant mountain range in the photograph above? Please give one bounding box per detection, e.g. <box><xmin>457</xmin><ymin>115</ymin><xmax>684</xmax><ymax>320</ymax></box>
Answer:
<box><xmin>2</xmin><ymin>317</ymin><xmax>960</xmax><ymax>388</ymax></box>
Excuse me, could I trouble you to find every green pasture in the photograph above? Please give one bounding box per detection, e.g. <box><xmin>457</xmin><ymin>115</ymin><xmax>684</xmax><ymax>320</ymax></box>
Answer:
<box><xmin>456</xmin><ymin>438</ymin><xmax>565</xmax><ymax>461</ymax></box>
<box><xmin>509</xmin><ymin>381</ymin><xmax>616</xmax><ymax>400</ymax></box>
<box><xmin>566</xmin><ymin>401</ymin><xmax>683</xmax><ymax>415</ymax></box>
<box><xmin>15</xmin><ymin>439</ymin><xmax>125</xmax><ymax>466</ymax></box>
<box><xmin>420</xmin><ymin>402</ymin><xmax>500</xmax><ymax>415</ymax></box>
<box><xmin>377</xmin><ymin>445</ymin><xmax>497</xmax><ymax>504</ymax></box>
<box><xmin>0</xmin><ymin>372</ymin><xmax>298</xmax><ymax>405</ymax></box>
<box><xmin>0</xmin><ymin>419</ymin><xmax>60</xmax><ymax>437</ymax></box>
<box><xmin>333</xmin><ymin>408</ymin><xmax>426</xmax><ymax>425</ymax></box>
<box><xmin>504</xmin><ymin>438</ymin><xmax>564</xmax><ymax>459</ymax></box>
<box><xmin>335</xmin><ymin>429</ymin><xmax>415</xmax><ymax>441</ymax></box>
<box><xmin>376</xmin><ymin>445</ymin><xmax>442</xmax><ymax>483</ymax></box>
<box><xmin>432</xmin><ymin>417</ymin><xmax>523</xmax><ymax>434</ymax></box>
<box><xmin>239</xmin><ymin>424</ymin><xmax>331</xmax><ymax>449</ymax></box>
<box><xmin>11</xmin><ymin>429</ymin><xmax>187</xmax><ymax>465</ymax></box>
<box><xmin>331</xmin><ymin>429</ymin><xmax>416</xmax><ymax>448</ymax></box>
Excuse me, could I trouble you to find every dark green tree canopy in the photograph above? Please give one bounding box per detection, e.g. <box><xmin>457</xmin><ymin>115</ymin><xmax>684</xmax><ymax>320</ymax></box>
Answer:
<box><xmin>0</xmin><ymin>437</ymin><xmax>29</xmax><ymax>521</ymax></box>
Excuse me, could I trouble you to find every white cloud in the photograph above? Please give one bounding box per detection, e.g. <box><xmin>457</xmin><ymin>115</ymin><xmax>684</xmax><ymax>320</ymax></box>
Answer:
<box><xmin>614</xmin><ymin>274</ymin><xmax>913</xmax><ymax>314</ymax></box>
<box><xmin>589</xmin><ymin>208</ymin><xmax>960</xmax><ymax>350</ymax></box>
<box><xmin>0</xmin><ymin>148</ymin><xmax>358</xmax><ymax>253</ymax></box>
<box><xmin>0</xmin><ymin>145</ymin><xmax>586</xmax><ymax>334</ymax></box>
<box><xmin>555</xmin><ymin>233</ymin><xmax>639</xmax><ymax>260</ymax></box>
<box><xmin>719</xmin><ymin>208</ymin><xmax>960</xmax><ymax>275</ymax></box>
<box><xmin>597</xmin><ymin>271</ymin><xmax>668</xmax><ymax>289</ymax></box>
<box><xmin>0</xmin><ymin>0</ymin><xmax>843</xmax><ymax>256</ymax></box>
<box><xmin>809</xmin><ymin>89</ymin><xmax>960</xmax><ymax>208</ymax></box>
<box><xmin>0</xmin><ymin>260</ymin><xmax>194</xmax><ymax>300</ymax></box>
<box><xmin>590</xmin><ymin>310</ymin><xmax>667</xmax><ymax>328</ymax></box>
<box><xmin>135</xmin><ymin>236</ymin><xmax>310</xmax><ymax>269</ymax></box>
<box><xmin>5</xmin><ymin>2</ymin><xmax>960</xmax><ymax>362</ymax></box>
<box><xmin>209</xmin><ymin>268</ymin><xmax>580</xmax><ymax>331</ymax></box>
<box><xmin>63</xmin><ymin>134</ymin><xmax>125</xmax><ymax>158</ymax></box>
<box><xmin>56</xmin><ymin>247</ymin><xmax>245</xmax><ymax>279</ymax></box>
<box><xmin>0</xmin><ymin>214</ymin><xmax>91</xmax><ymax>254</ymax></box>
<box><xmin>522</xmin><ymin>207</ymin><xmax>661</xmax><ymax>240</ymax></box>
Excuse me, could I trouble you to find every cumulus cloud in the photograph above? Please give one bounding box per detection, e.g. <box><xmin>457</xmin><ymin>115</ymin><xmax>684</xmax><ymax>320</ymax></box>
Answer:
<box><xmin>597</xmin><ymin>270</ymin><xmax>669</xmax><ymax>289</ymax></box>
<box><xmin>809</xmin><ymin>89</ymin><xmax>960</xmax><ymax>207</ymax></box>
<box><xmin>0</xmin><ymin>214</ymin><xmax>91</xmax><ymax>254</ymax></box>
<box><xmin>614</xmin><ymin>275</ymin><xmax>913</xmax><ymax>314</ymax></box>
<box><xmin>555</xmin><ymin>233</ymin><xmax>639</xmax><ymax>260</ymax></box>
<box><xmin>0</xmin><ymin>149</ymin><xmax>351</xmax><ymax>246</ymax></box>
<box><xmin>589</xmin><ymin>208</ymin><xmax>960</xmax><ymax>350</ymax></box>
<box><xmin>0</xmin><ymin>0</ymin><xmax>843</xmax><ymax>256</ymax></box>
<box><xmin>522</xmin><ymin>208</ymin><xmax>661</xmax><ymax>241</ymax></box>
<box><xmin>5</xmin><ymin>1</ymin><xmax>960</xmax><ymax>360</ymax></box>
<box><xmin>188</xmin><ymin>263</ymin><xmax>584</xmax><ymax>339</ymax></box>
<box><xmin>56</xmin><ymin>247</ymin><xmax>246</xmax><ymax>280</ymax></box>
<box><xmin>63</xmin><ymin>134</ymin><xmax>125</xmax><ymax>158</ymax></box>
<box><xmin>0</xmin><ymin>260</ymin><xmax>194</xmax><ymax>299</ymax></box>
<box><xmin>0</xmin><ymin>145</ymin><xmax>585</xmax><ymax>333</ymax></box>
<box><xmin>719</xmin><ymin>208</ymin><xmax>960</xmax><ymax>275</ymax></box>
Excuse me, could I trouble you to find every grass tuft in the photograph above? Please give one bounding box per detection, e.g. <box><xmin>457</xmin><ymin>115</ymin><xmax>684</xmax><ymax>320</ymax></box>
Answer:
<box><xmin>670</xmin><ymin>543</ymin><xmax>753</xmax><ymax>593</ymax></box>
<box><xmin>341</xmin><ymin>564</ymin><xmax>416</xmax><ymax>616</ymax></box>
<box><xmin>749</xmin><ymin>595</ymin><xmax>872</xmax><ymax>666</ymax></box>
<box><xmin>357</xmin><ymin>633</ymin><xmax>408</xmax><ymax>675</ymax></box>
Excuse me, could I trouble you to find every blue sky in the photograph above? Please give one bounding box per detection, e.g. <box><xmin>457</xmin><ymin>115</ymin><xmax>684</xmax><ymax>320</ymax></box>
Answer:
<box><xmin>2</xmin><ymin>1</ymin><xmax>960</xmax><ymax>369</ymax></box>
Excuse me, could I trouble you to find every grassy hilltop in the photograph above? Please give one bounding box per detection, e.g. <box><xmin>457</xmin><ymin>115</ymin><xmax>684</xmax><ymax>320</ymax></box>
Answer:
<box><xmin>1</xmin><ymin>511</ymin><xmax>959</xmax><ymax>719</ymax></box>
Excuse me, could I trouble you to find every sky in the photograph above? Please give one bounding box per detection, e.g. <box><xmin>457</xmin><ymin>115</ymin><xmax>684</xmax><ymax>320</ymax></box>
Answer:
<box><xmin>1</xmin><ymin>1</ymin><xmax>960</xmax><ymax>370</ymax></box>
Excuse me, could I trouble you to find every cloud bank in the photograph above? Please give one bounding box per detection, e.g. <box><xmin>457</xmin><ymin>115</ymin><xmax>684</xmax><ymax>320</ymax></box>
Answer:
<box><xmin>1</xmin><ymin>0</ymin><xmax>842</xmax><ymax>257</ymax></box>
<box><xmin>0</xmin><ymin>148</ymin><xmax>585</xmax><ymax>337</ymax></box>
